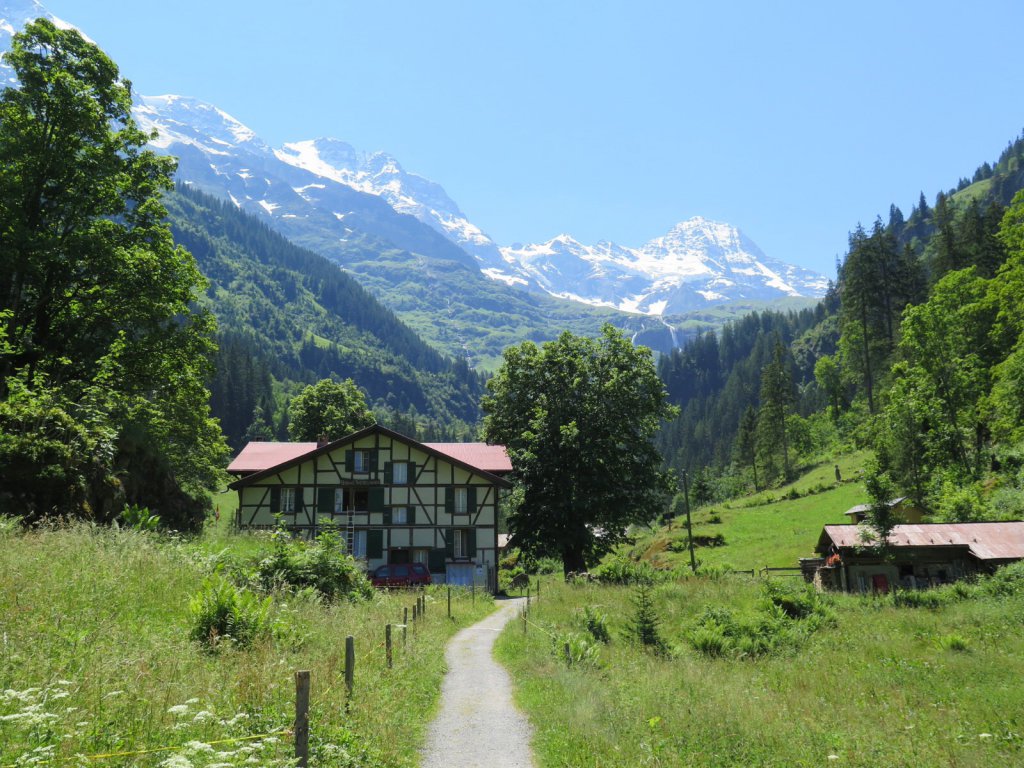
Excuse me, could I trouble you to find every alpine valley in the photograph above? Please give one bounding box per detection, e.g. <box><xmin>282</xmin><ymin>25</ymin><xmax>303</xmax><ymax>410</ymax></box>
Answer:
<box><xmin>1</xmin><ymin>0</ymin><xmax>826</xmax><ymax>442</ymax></box>
<box><xmin>1</xmin><ymin>1</ymin><xmax>827</xmax><ymax>367</ymax></box>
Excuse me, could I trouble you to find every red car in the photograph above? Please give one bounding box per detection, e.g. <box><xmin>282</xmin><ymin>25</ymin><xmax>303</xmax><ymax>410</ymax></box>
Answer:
<box><xmin>370</xmin><ymin>562</ymin><xmax>432</xmax><ymax>588</ymax></box>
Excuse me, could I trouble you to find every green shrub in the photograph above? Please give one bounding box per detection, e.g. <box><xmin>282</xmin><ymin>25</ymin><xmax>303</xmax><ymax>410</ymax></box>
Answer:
<box><xmin>934</xmin><ymin>633</ymin><xmax>971</xmax><ymax>652</ymax></box>
<box><xmin>580</xmin><ymin>605</ymin><xmax>611</xmax><ymax>644</ymax></box>
<box><xmin>554</xmin><ymin>631</ymin><xmax>603</xmax><ymax>668</ymax></box>
<box><xmin>593</xmin><ymin>557</ymin><xmax>668</xmax><ymax>585</ymax></box>
<box><xmin>256</xmin><ymin>526</ymin><xmax>372</xmax><ymax>601</ymax></box>
<box><xmin>0</xmin><ymin>514</ymin><xmax>21</xmax><ymax>538</ymax></box>
<box><xmin>891</xmin><ymin>589</ymin><xmax>949</xmax><ymax>609</ymax></box>
<box><xmin>688</xmin><ymin>583</ymin><xmax>834</xmax><ymax>659</ymax></box>
<box><xmin>119</xmin><ymin>504</ymin><xmax>160</xmax><ymax>531</ymax></box>
<box><xmin>188</xmin><ymin>575</ymin><xmax>272</xmax><ymax>649</ymax></box>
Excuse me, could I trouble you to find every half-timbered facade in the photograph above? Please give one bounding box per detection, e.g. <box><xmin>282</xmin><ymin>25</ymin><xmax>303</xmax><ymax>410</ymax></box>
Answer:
<box><xmin>226</xmin><ymin>425</ymin><xmax>512</xmax><ymax>591</ymax></box>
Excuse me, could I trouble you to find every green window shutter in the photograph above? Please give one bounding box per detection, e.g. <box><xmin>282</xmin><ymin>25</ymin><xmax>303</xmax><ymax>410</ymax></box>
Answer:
<box><xmin>270</xmin><ymin>487</ymin><xmax>281</xmax><ymax>514</ymax></box>
<box><xmin>445</xmin><ymin>529</ymin><xmax>455</xmax><ymax>559</ymax></box>
<box><xmin>407</xmin><ymin>506</ymin><xmax>416</xmax><ymax>525</ymax></box>
<box><xmin>467</xmin><ymin>528</ymin><xmax>477</xmax><ymax>558</ymax></box>
<box><xmin>408</xmin><ymin>462</ymin><xmax>416</xmax><ymax>483</ymax></box>
<box><xmin>367</xmin><ymin>530</ymin><xmax>384</xmax><ymax>559</ymax></box>
<box><xmin>344</xmin><ymin>450</ymin><xmax>354</xmax><ymax>472</ymax></box>
<box><xmin>382</xmin><ymin>508</ymin><xmax>392</xmax><ymax>526</ymax></box>
<box><xmin>445</xmin><ymin>486</ymin><xmax>454</xmax><ymax>515</ymax></box>
<box><xmin>468</xmin><ymin>486</ymin><xmax>478</xmax><ymax>513</ymax></box>
<box><xmin>370</xmin><ymin>449</ymin><xmax>379</xmax><ymax>472</ymax></box>
<box><xmin>317</xmin><ymin>488</ymin><xmax>334</xmax><ymax>514</ymax></box>
<box><xmin>368</xmin><ymin>486</ymin><xmax>386</xmax><ymax>512</ymax></box>
<box><xmin>428</xmin><ymin>548</ymin><xmax>447</xmax><ymax>573</ymax></box>
<box><xmin>383</xmin><ymin>462</ymin><xmax>393</xmax><ymax>484</ymax></box>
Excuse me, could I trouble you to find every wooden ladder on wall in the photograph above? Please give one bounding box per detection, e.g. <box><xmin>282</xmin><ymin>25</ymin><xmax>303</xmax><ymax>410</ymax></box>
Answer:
<box><xmin>345</xmin><ymin>500</ymin><xmax>355</xmax><ymax>556</ymax></box>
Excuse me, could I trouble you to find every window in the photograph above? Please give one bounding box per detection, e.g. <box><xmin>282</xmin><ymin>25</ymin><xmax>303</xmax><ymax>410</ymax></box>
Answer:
<box><xmin>353</xmin><ymin>450</ymin><xmax>370</xmax><ymax>473</ymax></box>
<box><xmin>454</xmin><ymin>487</ymin><xmax>468</xmax><ymax>514</ymax></box>
<box><xmin>454</xmin><ymin>528</ymin><xmax>467</xmax><ymax>558</ymax></box>
<box><xmin>352</xmin><ymin>530</ymin><xmax>367</xmax><ymax>559</ymax></box>
<box><xmin>392</xmin><ymin>507</ymin><xmax>407</xmax><ymax>525</ymax></box>
<box><xmin>333</xmin><ymin>488</ymin><xmax>344</xmax><ymax>514</ymax></box>
<box><xmin>281</xmin><ymin>487</ymin><xmax>297</xmax><ymax>514</ymax></box>
<box><xmin>392</xmin><ymin>462</ymin><xmax>408</xmax><ymax>484</ymax></box>
<box><xmin>412</xmin><ymin>548</ymin><xmax>430</xmax><ymax>565</ymax></box>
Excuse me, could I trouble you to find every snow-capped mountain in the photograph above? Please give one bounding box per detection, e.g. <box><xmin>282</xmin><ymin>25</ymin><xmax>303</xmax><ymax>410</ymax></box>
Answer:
<box><xmin>2</xmin><ymin>0</ymin><xmax>828</xmax><ymax>321</ymax></box>
<box><xmin>501</xmin><ymin>219</ymin><xmax>829</xmax><ymax>315</ymax></box>
<box><xmin>273</xmin><ymin>138</ymin><xmax>516</xmax><ymax>277</ymax></box>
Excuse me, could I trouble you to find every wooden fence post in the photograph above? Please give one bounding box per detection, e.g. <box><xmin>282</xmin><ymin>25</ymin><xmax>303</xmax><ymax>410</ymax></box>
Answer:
<box><xmin>386</xmin><ymin>624</ymin><xmax>393</xmax><ymax>669</ymax></box>
<box><xmin>526</xmin><ymin>587</ymin><xmax>531</xmax><ymax>614</ymax></box>
<box><xmin>345</xmin><ymin>636</ymin><xmax>355</xmax><ymax>700</ymax></box>
<box><xmin>564</xmin><ymin>642</ymin><xmax>571</xmax><ymax>666</ymax></box>
<box><xmin>537</xmin><ymin>578</ymin><xmax>541</xmax><ymax>600</ymax></box>
<box><xmin>403</xmin><ymin>607</ymin><xmax>408</xmax><ymax>647</ymax></box>
<box><xmin>522</xmin><ymin>605</ymin><xmax>527</xmax><ymax>635</ymax></box>
<box><xmin>294</xmin><ymin>670</ymin><xmax>310</xmax><ymax>768</ymax></box>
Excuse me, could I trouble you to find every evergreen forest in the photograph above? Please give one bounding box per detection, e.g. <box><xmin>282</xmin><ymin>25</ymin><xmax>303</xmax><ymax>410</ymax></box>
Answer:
<box><xmin>656</xmin><ymin>131</ymin><xmax>1024</xmax><ymax>521</ymax></box>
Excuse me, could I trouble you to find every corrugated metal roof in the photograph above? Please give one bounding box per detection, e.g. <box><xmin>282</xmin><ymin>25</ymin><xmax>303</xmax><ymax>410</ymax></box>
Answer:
<box><xmin>424</xmin><ymin>443</ymin><xmax>513</xmax><ymax>474</ymax></box>
<box><xmin>844</xmin><ymin>497</ymin><xmax>908</xmax><ymax>517</ymax></box>
<box><xmin>822</xmin><ymin>522</ymin><xmax>1024</xmax><ymax>561</ymax></box>
<box><xmin>227</xmin><ymin>442</ymin><xmax>318</xmax><ymax>475</ymax></box>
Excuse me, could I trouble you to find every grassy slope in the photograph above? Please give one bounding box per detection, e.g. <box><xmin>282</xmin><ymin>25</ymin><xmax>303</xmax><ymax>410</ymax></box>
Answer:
<box><xmin>632</xmin><ymin>452</ymin><xmax>871</xmax><ymax>571</ymax></box>
<box><xmin>0</xmin><ymin>512</ymin><xmax>494</xmax><ymax>768</ymax></box>
<box><xmin>494</xmin><ymin>453</ymin><xmax>1024</xmax><ymax>766</ymax></box>
<box><xmin>497</xmin><ymin>576</ymin><xmax>1024</xmax><ymax>768</ymax></box>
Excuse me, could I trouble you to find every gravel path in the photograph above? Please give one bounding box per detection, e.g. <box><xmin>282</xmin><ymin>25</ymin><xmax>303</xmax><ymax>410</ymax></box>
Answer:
<box><xmin>420</xmin><ymin>597</ymin><xmax>535</xmax><ymax>768</ymax></box>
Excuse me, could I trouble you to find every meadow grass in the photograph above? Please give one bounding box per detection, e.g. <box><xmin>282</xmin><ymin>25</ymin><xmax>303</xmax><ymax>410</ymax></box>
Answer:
<box><xmin>0</xmin><ymin>517</ymin><xmax>494</xmax><ymax>767</ymax></box>
<box><xmin>497</xmin><ymin>575</ymin><xmax>1024</xmax><ymax>767</ymax></box>
<box><xmin>635</xmin><ymin>452</ymin><xmax>871</xmax><ymax>571</ymax></box>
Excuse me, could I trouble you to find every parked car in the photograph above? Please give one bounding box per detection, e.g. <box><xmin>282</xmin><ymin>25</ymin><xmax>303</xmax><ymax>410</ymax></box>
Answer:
<box><xmin>370</xmin><ymin>562</ymin><xmax>432</xmax><ymax>588</ymax></box>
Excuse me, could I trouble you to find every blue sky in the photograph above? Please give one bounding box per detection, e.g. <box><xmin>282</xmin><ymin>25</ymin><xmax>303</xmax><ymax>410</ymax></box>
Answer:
<box><xmin>39</xmin><ymin>0</ymin><xmax>1024</xmax><ymax>277</ymax></box>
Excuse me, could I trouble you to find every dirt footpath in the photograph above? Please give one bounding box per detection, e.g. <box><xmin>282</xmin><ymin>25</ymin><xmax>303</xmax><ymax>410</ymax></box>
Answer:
<box><xmin>419</xmin><ymin>597</ymin><xmax>535</xmax><ymax>768</ymax></box>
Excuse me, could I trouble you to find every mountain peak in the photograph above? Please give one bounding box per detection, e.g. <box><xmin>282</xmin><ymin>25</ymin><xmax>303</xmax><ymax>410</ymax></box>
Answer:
<box><xmin>136</xmin><ymin>94</ymin><xmax>266</xmax><ymax>154</ymax></box>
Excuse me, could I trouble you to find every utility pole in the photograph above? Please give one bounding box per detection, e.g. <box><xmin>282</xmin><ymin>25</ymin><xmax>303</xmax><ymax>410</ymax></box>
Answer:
<box><xmin>683</xmin><ymin>470</ymin><xmax>697</xmax><ymax>573</ymax></box>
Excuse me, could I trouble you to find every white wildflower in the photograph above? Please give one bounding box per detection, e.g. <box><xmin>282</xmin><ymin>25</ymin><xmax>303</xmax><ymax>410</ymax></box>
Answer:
<box><xmin>167</xmin><ymin>704</ymin><xmax>190</xmax><ymax>716</ymax></box>
<box><xmin>192</xmin><ymin>710</ymin><xmax>216</xmax><ymax>723</ymax></box>
<box><xmin>157</xmin><ymin>755</ymin><xmax>194</xmax><ymax>768</ymax></box>
<box><xmin>184</xmin><ymin>740</ymin><xmax>215</xmax><ymax>754</ymax></box>
<box><xmin>979</xmin><ymin>733</ymin><xmax>993</xmax><ymax>740</ymax></box>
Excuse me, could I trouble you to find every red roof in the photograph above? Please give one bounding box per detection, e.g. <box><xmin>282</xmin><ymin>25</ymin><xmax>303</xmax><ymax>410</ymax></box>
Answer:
<box><xmin>226</xmin><ymin>437</ymin><xmax>512</xmax><ymax>477</ymax></box>
<box><xmin>425</xmin><ymin>443</ymin><xmax>512</xmax><ymax>475</ymax></box>
<box><xmin>821</xmin><ymin>522</ymin><xmax>1024</xmax><ymax>562</ymax></box>
<box><xmin>227</xmin><ymin>442</ymin><xmax>318</xmax><ymax>475</ymax></box>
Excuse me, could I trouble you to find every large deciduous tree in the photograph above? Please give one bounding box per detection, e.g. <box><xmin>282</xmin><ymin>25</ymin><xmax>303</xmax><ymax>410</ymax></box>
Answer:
<box><xmin>0</xmin><ymin>20</ymin><xmax>227</xmax><ymax>527</ymax></box>
<box><xmin>482</xmin><ymin>325</ymin><xmax>677</xmax><ymax>576</ymax></box>
<box><xmin>287</xmin><ymin>378</ymin><xmax>375</xmax><ymax>442</ymax></box>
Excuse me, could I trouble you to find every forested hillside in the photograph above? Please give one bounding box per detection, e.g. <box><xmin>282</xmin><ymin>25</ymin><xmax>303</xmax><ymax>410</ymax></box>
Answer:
<box><xmin>658</xmin><ymin>130</ymin><xmax>1024</xmax><ymax>520</ymax></box>
<box><xmin>165</xmin><ymin>185</ymin><xmax>488</xmax><ymax>449</ymax></box>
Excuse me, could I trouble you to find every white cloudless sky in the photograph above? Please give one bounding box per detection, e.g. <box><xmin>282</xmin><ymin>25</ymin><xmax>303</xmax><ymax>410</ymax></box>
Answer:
<box><xmin>36</xmin><ymin>0</ymin><xmax>1024</xmax><ymax>277</ymax></box>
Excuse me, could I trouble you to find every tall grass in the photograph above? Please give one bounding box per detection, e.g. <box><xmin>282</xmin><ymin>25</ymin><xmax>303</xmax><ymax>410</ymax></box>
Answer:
<box><xmin>0</xmin><ymin>522</ymin><xmax>494</xmax><ymax>767</ymax></box>
<box><xmin>497</xmin><ymin>575</ymin><xmax>1024</xmax><ymax>767</ymax></box>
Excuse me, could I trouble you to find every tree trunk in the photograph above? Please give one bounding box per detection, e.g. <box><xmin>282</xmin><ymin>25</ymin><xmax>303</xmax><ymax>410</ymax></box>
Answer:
<box><xmin>561</xmin><ymin>545</ymin><xmax>588</xmax><ymax>578</ymax></box>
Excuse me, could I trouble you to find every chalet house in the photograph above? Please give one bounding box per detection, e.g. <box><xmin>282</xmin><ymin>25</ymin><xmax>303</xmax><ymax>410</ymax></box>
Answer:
<box><xmin>842</xmin><ymin>497</ymin><xmax>925</xmax><ymax>524</ymax></box>
<box><xmin>226</xmin><ymin>425</ymin><xmax>512</xmax><ymax>591</ymax></box>
<box><xmin>806</xmin><ymin>521</ymin><xmax>1024</xmax><ymax>593</ymax></box>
